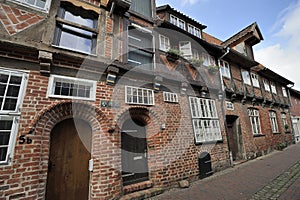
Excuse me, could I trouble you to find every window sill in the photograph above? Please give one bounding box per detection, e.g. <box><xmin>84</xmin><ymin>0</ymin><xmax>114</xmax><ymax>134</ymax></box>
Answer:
<box><xmin>51</xmin><ymin>45</ymin><xmax>97</xmax><ymax>57</ymax></box>
<box><xmin>273</xmin><ymin>132</ymin><xmax>281</xmax><ymax>135</ymax></box>
<box><xmin>222</xmin><ymin>76</ymin><xmax>231</xmax><ymax>80</ymax></box>
<box><xmin>195</xmin><ymin>140</ymin><xmax>223</xmax><ymax>145</ymax></box>
<box><xmin>253</xmin><ymin>134</ymin><xmax>265</xmax><ymax>138</ymax></box>
<box><xmin>285</xmin><ymin>131</ymin><xmax>292</xmax><ymax>134</ymax></box>
<box><xmin>47</xmin><ymin>95</ymin><xmax>96</xmax><ymax>102</ymax></box>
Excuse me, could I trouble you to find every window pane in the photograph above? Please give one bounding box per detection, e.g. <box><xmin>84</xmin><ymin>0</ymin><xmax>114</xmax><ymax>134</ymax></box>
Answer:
<box><xmin>64</xmin><ymin>11</ymin><xmax>94</xmax><ymax>29</ymax></box>
<box><xmin>0</xmin><ymin>132</ymin><xmax>10</xmax><ymax>145</ymax></box>
<box><xmin>128</xmin><ymin>48</ymin><xmax>153</xmax><ymax>70</ymax></box>
<box><xmin>59</xmin><ymin>31</ymin><xmax>92</xmax><ymax>54</ymax></box>
<box><xmin>3</xmin><ymin>98</ymin><xmax>17</xmax><ymax>110</ymax></box>
<box><xmin>131</xmin><ymin>0</ymin><xmax>152</xmax><ymax>17</ymax></box>
<box><xmin>0</xmin><ymin>147</ymin><xmax>8</xmax><ymax>161</ymax></box>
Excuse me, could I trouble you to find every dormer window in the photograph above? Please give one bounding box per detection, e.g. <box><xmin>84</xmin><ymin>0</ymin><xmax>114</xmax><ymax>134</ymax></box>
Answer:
<box><xmin>188</xmin><ymin>24</ymin><xmax>201</xmax><ymax>38</ymax></box>
<box><xmin>170</xmin><ymin>15</ymin><xmax>185</xmax><ymax>30</ymax></box>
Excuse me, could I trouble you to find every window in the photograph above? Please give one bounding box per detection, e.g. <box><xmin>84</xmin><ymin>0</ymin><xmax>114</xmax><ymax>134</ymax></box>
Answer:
<box><xmin>189</xmin><ymin>97</ymin><xmax>222</xmax><ymax>143</ymax></box>
<box><xmin>270</xmin><ymin>82</ymin><xmax>277</xmax><ymax>94</ymax></box>
<box><xmin>251</xmin><ymin>73</ymin><xmax>260</xmax><ymax>88</ymax></box>
<box><xmin>241</xmin><ymin>69</ymin><xmax>251</xmax><ymax>85</ymax></box>
<box><xmin>131</xmin><ymin>0</ymin><xmax>152</xmax><ymax>17</ymax></box>
<box><xmin>170</xmin><ymin>15</ymin><xmax>185</xmax><ymax>30</ymax></box>
<box><xmin>248</xmin><ymin>109</ymin><xmax>262</xmax><ymax>135</ymax></box>
<box><xmin>263</xmin><ymin>79</ymin><xmax>270</xmax><ymax>92</ymax></box>
<box><xmin>269</xmin><ymin>111</ymin><xmax>279</xmax><ymax>133</ymax></box>
<box><xmin>47</xmin><ymin>75</ymin><xmax>97</xmax><ymax>101</ymax></box>
<box><xmin>202</xmin><ymin>53</ymin><xmax>215</xmax><ymax>67</ymax></box>
<box><xmin>12</xmin><ymin>0</ymin><xmax>51</xmax><ymax>11</ymax></box>
<box><xmin>159</xmin><ymin>35</ymin><xmax>170</xmax><ymax>51</ymax></box>
<box><xmin>125</xmin><ymin>86</ymin><xmax>154</xmax><ymax>105</ymax></box>
<box><xmin>188</xmin><ymin>24</ymin><xmax>201</xmax><ymax>38</ymax></box>
<box><xmin>0</xmin><ymin>69</ymin><xmax>27</xmax><ymax>164</ymax></box>
<box><xmin>179</xmin><ymin>41</ymin><xmax>192</xmax><ymax>59</ymax></box>
<box><xmin>53</xmin><ymin>4</ymin><xmax>98</xmax><ymax>54</ymax></box>
<box><xmin>219</xmin><ymin>60</ymin><xmax>231</xmax><ymax>78</ymax></box>
<box><xmin>163</xmin><ymin>92</ymin><xmax>178</xmax><ymax>103</ymax></box>
<box><xmin>128</xmin><ymin>25</ymin><xmax>153</xmax><ymax>70</ymax></box>
<box><xmin>281</xmin><ymin>113</ymin><xmax>288</xmax><ymax>129</ymax></box>
<box><xmin>0</xmin><ymin>69</ymin><xmax>28</xmax><ymax>113</ymax></box>
<box><xmin>282</xmin><ymin>87</ymin><xmax>287</xmax><ymax>97</ymax></box>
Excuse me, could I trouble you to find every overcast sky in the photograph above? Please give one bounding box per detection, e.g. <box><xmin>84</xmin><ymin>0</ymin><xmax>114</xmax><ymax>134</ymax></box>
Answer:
<box><xmin>156</xmin><ymin>0</ymin><xmax>300</xmax><ymax>90</ymax></box>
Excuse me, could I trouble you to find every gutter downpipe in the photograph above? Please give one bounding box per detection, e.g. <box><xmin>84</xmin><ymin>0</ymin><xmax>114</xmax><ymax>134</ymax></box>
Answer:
<box><xmin>287</xmin><ymin>83</ymin><xmax>296</xmax><ymax>143</ymax></box>
<box><xmin>218</xmin><ymin>46</ymin><xmax>234</xmax><ymax>167</ymax></box>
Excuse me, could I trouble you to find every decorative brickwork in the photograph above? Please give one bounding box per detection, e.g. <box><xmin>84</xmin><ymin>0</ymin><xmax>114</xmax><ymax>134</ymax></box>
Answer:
<box><xmin>0</xmin><ymin>4</ymin><xmax>44</xmax><ymax>35</ymax></box>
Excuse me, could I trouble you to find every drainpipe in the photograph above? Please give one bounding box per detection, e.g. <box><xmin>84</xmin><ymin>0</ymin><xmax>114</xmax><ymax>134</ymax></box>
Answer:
<box><xmin>218</xmin><ymin>46</ymin><xmax>234</xmax><ymax>167</ymax></box>
<box><xmin>287</xmin><ymin>83</ymin><xmax>296</xmax><ymax>143</ymax></box>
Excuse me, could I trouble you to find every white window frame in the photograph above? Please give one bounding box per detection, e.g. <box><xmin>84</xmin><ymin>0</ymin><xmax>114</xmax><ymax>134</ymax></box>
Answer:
<box><xmin>0</xmin><ymin>68</ymin><xmax>27</xmax><ymax>165</ymax></box>
<box><xmin>0</xmin><ymin>116</ymin><xmax>19</xmax><ymax>165</ymax></box>
<box><xmin>219</xmin><ymin>60</ymin><xmax>231</xmax><ymax>79</ymax></box>
<box><xmin>281</xmin><ymin>113</ymin><xmax>288</xmax><ymax>128</ymax></box>
<box><xmin>270</xmin><ymin>82</ymin><xmax>277</xmax><ymax>94</ymax></box>
<box><xmin>159</xmin><ymin>34</ymin><xmax>170</xmax><ymax>52</ymax></box>
<box><xmin>170</xmin><ymin>14</ymin><xmax>185</xmax><ymax>30</ymax></box>
<box><xmin>9</xmin><ymin>0</ymin><xmax>51</xmax><ymax>12</ymax></box>
<box><xmin>263</xmin><ymin>79</ymin><xmax>270</xmax><ymax>92</ymax></box>
<box><xmin>202</xmin><ymin>53</ymin><xmax>215</xmax><ymax>67</ymax></box>
<box><xmin>125</xmin><ymin>86</ymin><xmax>154</xmax><ymax>105</ymax></box>
<box><xmin>0</xmin><ymin>69</ymin><xmax>28</xmax><ymax>114</ymax></box>
<box><xmin>179</xmin><ymin>41</ymin><xmax>192</xmax><ymax>60</ymax></box>
<box><xmin>163</xmin><ymin>92</ymin><xmax>178</xmax><ymax>103</ymax></box>
<box><xmin>269</xmin><ymin>111</ymin><xmax>279</xmax><ymax>133</ymax></box>
<box><xmin>241</xmin><ymin>69</ymin><xmax>251</xmax><ymax>85</ymax></box>
<box><xmin>188</xmin><ymin>24</ymin><xmax>201</xmax><ymax>38</ymax></box>
<box><xmin>282</xmin><ymin>87</ymin><xmax>287</xmax><ymax>97</ymax></box>
<box><xmin>47</xmin><ymin>75</ymin><xmax>97</xmax><ymax>101</ymax></box>
<box><xmin>251</xmin><ymin>73</ymin><xmax>260</xmax><ymax>88</ymax></box>
<box><xmin>189</xmin><ymin>97</ymin><xmax>222</xmax><ymax>143</ymax></box>
<box><xmin>248</xmin><ymin>108</ymin><xmax>262</xmax><ymax>135</ymax></box>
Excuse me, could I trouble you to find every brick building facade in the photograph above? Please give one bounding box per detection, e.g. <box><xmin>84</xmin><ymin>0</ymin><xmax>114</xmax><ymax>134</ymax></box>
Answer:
<box><xmin>0</xmin><ymin>1</ymin><xmax>294</xmax><ymax>200</ymax></box>
<box><xmin>290</xmin><ymin>89</ymin><xmax>300</xmax><ymax>143</ymax></box>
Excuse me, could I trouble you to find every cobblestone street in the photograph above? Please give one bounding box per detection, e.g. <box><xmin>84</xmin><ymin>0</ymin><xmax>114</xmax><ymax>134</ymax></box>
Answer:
<box><xmin>147</xmin><ymin>143</ymin><xmax>300</xmax><ymax>200</ymax></box>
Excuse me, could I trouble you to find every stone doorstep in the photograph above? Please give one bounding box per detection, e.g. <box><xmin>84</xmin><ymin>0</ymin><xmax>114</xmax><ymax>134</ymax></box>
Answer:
<box><xmin>120</xmin><ymin>187</ymin><xmax>165</xmax><ymax>200</ymax></box>
<box><xmin>123</xmin><ymin>181</ymin><xmax>153</xmax><ymax>195</ymax></box>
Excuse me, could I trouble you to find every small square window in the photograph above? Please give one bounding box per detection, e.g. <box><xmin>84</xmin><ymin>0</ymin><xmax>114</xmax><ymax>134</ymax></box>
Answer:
<box><xmin>163</xmin><ymin>92</ymin><xmax>178</xmax><ymax>103</ymax></box>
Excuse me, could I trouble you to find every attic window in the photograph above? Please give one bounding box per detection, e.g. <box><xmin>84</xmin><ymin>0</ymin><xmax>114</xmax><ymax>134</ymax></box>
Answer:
<box><xmin>170</xmin><ymin>15</ymin><xmax>185</xmax><ymax>30</ymax></box>
<box><xmin>188</xmin><ymin>24</ymin><xmax>201</xmax><ymax>38</ymax></box>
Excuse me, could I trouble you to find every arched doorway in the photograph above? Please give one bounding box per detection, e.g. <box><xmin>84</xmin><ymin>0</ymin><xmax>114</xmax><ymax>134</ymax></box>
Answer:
<box><xmin>121</xmin><ymin>118</ymin><xmax>149</xmax><ymax>185</ymax></box>
<box><xmin>45</xmin><ymin>118</ymin><xmax>92</xmax><ymax>200</ymax></box>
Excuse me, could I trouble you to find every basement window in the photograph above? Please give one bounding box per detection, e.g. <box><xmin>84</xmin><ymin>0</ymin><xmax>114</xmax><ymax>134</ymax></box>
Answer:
<box><xmin>47</xmin><ymin>75</ymin><xmax>96</xmax><ymax>101</ymax></box>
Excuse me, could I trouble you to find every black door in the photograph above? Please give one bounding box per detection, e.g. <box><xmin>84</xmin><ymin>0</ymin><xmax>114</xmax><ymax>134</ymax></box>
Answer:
<box><xmin>121</xmin><ymin>119</ymin><xmax>149</xmax><ymax>185</ymax></box>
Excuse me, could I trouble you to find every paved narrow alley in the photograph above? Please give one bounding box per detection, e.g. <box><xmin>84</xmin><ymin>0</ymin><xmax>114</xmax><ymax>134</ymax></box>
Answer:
<box><xmin>148</xmin><ymin>143</ymin><xmax>300</xmax><ymax>200</ymax></box>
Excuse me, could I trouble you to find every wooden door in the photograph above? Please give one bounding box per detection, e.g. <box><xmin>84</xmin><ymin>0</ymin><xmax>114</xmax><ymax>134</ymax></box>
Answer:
<box><xmin>121</xmin><ymin>119</ymin><xmax>149</xmax><ymax>185</ymax></box>
<box><xmin>46</xmin><ymin>118</ymin><xmax>92</xmax><ymax>200</ymax></box>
